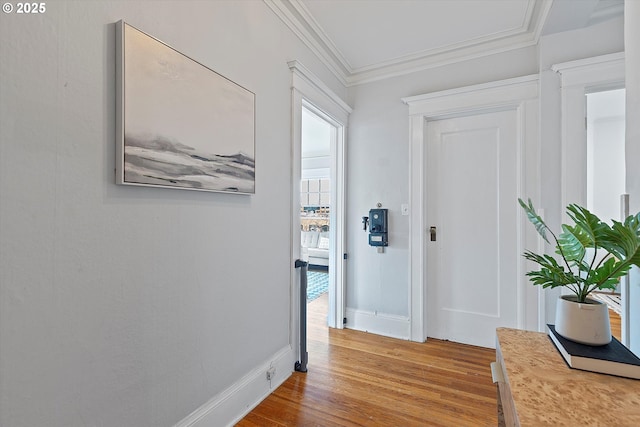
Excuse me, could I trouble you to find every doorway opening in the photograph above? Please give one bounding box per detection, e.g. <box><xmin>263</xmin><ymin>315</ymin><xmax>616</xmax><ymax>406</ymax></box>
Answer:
<box><xmin>301</xmin><ymin>106</ymin><xmax>333</xmax><ymax>320</ymax></box>
<box><xmin>289</xmin><ymin>61</ymin><xmax>350</xmax><ymax>370</ymax></box>
<box><xmin>552</xmin><ymin>52</ymin><xmax>630</xmax><ymax>347</ymax></box>
<box><xmin>585</xmin><ymin>87</ymin><xmax>626</xmax><ymax>341</ymax></box>
<box><xmin>295</xmin><ymin>98</ymin><xmax>345</xmax><ymax>331</ymax></box>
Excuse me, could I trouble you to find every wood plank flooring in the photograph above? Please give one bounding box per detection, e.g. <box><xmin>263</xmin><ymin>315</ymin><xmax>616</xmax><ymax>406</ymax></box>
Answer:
<box><xmin>236</xmin><ymin>293</ymin><xmax>497</xmax><ymax>426</ymax></box>
<box><xmin>610</xmin><ymin>308</ymin><xmax>621</xmax><ymax>341</ymax></box>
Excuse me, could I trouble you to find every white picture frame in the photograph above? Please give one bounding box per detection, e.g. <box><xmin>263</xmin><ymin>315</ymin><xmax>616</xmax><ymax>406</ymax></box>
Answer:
<box><xmin>115</xmin><ymin>21</ymin><xmax>255</xmax><ymax>194</ymax></box>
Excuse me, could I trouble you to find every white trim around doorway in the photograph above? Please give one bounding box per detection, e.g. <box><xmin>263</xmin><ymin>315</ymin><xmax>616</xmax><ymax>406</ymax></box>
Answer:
<box><xmin>402</xmin><ymin>75</ymin><xmax>540</xmax><ymax>342</ymax></box>
<box><xmin>289</xmin><ymin>61</ymin><xmax>351</xmax><ymax>363</ymax></box>
<box><xmin>552</xmin><ymin>52</ymin><xmax>627</xmax><ymax>345</ymax></box>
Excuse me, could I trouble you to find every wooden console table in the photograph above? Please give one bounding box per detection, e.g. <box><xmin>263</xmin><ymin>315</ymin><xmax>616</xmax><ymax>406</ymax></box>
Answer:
<box><xmin>494</xmin><ymin>328</ymin><xmax>640</xmax><ymax>426</ymax></box>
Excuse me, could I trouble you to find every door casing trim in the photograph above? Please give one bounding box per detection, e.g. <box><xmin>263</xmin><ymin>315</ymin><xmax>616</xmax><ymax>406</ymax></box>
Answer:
<box><xmin>289</xmin><ymin>61</ymin><xmax>351</xmax><ymax>364</ymax></box>
<box><xmin>402</xmin><ymin>75</ymin><xmax>540</xmax><ymax>342</ymax></box>
<box><xmin>552</xmin><ymin>52</ymin><xmax>626</xmax><ymax>344</ymax></box>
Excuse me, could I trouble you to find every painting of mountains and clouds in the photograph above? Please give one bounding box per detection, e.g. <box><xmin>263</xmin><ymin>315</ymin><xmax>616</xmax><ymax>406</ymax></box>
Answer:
<box><xmin>117</xmin><ymin>22</ymin><xmax>255</xmax><ymax>194</ymax></box>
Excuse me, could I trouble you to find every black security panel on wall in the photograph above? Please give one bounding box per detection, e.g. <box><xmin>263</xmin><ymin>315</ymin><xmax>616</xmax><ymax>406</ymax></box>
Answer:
<box><xmin>368</xmin><ymin>208</ymin><xmax>388</xmax><ymax>246</ymax></box>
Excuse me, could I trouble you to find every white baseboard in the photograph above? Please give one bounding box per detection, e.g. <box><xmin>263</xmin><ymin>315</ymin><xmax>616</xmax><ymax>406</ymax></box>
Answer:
<box><xmin>175</xmin><ymin>345</ymin><xmax>294</xmax><ymax>427</ymax></box>
<box><xmin>345</xmin><ymin>308</ymin><xmax>410</xmax><ymax>340</ymax></box>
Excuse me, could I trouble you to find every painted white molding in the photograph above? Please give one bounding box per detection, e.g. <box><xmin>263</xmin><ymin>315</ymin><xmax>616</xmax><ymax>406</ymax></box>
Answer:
<box><xmin>553</xmin><ymin>52</ymin><xmax>624</xmax><ymax>215</ymax></box>
<box><xmin>536</xmin><ymin>209</ymin><xmax>547</xmax><ymax>333</ymax></box>
<box><xmin>620</xmin><ymin>194</ymin><xmax>631</xmax><ymax>346</ymax></box>
<box><xmin>402</xmin><ymin>74</ymin><xmax>539</xmax><ymax>115</ymax></box>
<box><xmin>174</xmin><ymin>346</ymin><xmax>293</xmax><ymax>427</ymax></box>
<box><xmin>281</xmin><ymin>0</ymin><xmax>352</xmax><ymax>71</ymax></box>
<box><xmin>289</xmin><ymin>60</ymin><xmax>352</xmax><ymax>118</ymax></box>
<box><xmin>345</xmin><ymin>308</ymin><xmax>411</xmax><ymax>340</ymax></box>
<box><xmin>590</xmin><ymin>1</ymin><xmax>625</xmax><ymax>26</ymax></box>
<box><xmin>265</xmin><ymin>0</ymin><xmax>349</xmax><ymax>86</ymax></box>
<box><xmin>267</xmin><ymin>0</ymin><xmax>552</xmax><ymax>86</ymax></box>
<box><xmin>407</xmin><ymin>114</ymin><xmax>427</xmax><ymax>343</ymax></box>
<box><xmin>289</xmin><ymin>62</ymin><xmax>351</xmax><ymax>337</ymax></box>
<box><xmin>404</xmin><ymin>76</ymin><xmax>540</xmax><ymax>342</ymax></box>
<box><xmin>552</xmin><ymin>52</ymin><xmax>625</xmax><ymax>86</ymax></box>
<box><xmin>552</xmin><ymin>52</ymin><xmax>627</xmax><ymax>345</ymax></box>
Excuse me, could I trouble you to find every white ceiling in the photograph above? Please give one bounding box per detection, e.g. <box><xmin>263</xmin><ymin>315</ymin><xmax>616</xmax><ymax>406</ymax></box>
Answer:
<box><xmin>265</xmin><ymin>0</ymin><xmax>624</xmax><ymax>86</ymax></box>
<box><xmin>300</xmin><ymin>0</ymin><xmax>535</xmax><ymax>71</ymax></box>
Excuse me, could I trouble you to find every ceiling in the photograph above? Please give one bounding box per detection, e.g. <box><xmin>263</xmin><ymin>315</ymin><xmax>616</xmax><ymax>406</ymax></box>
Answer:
<box><xmin>265</xmin><ymin>0</ymin><xmax>624</xmax><ymax>86</ymax></box>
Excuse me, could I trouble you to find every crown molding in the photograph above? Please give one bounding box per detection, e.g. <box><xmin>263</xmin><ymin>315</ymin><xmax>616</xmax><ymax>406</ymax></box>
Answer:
<box><xmin>265</xmin><ymin>0</ymin><xmax>553</xmax><ymax>87</ymax></box>
<box><xmin>264</xmin><ymin>0</ymin><xmax>349</xmax><ymax>86</ymax></box>
<box><xmin>347</xmin><ymin>30</ymin><xmax>542</xmax><ymax>86</ymax></box>
<box><xmin>589</xmin><ymin>1</ymin><xmax>624</xmax><ymax>26</ymax></box>
<box><xmin>288</xmin><ymin>60</ymin><xmax>352</xmax><ymax>115</ymax></box>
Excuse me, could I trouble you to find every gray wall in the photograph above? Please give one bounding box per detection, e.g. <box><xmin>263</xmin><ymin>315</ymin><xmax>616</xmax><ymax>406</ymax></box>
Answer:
<box><xmin>0</xmin><ymin>1</ymin><xmax>637</xmax><ymax>425</ymax></box>
<box><xmin>345</xmin><ymin>47</ymin><xmax>538</xmax><ymax>320</ymax></box>
<box><xmin>0</xmin><ymin>1</ymin><xmax>343</xmax><ymax>426</ymax></box>
<box><xmin>343</xmin><ymin>17</ymin><xmax>624</xmax><ymax>325</ymax></box>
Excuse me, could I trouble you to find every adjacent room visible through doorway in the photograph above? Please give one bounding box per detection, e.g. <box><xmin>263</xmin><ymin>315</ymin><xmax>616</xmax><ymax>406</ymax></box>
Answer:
<box><xmin>300</xmin><ymin>107</ymin><xmax>332</xmax><ymax>314</ymax></box>
<box><xmin>586</xmin><ymin>87</ymin><xmax>626</xmax><ymax>341</ymax></box>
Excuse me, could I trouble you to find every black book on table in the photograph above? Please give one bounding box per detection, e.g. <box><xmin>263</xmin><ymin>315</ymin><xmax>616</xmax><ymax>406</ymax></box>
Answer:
<box><xmin>547</xmin><ymin>324</ymin><xmax>640</xmax><ymax>380</ymax></box>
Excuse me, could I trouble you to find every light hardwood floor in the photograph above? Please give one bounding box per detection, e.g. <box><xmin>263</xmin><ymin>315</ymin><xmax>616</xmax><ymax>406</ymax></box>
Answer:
<box><xmin>236</xmin><ymin>293</ymin><xmax>497</xmax><ymax>426</ymax></box>
<box><xmin>610</xmin><ymin>308</ymin><xmax>621</xmax><ymax>341</ymax></box>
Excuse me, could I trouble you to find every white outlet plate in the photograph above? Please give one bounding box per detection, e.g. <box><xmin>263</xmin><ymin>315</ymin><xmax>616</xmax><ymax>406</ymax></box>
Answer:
<box><xmin>401</xmin><ymin>204</ymin><xmax>409</xmax><ymax>215</ymax></box>
<box><xmin>266</xmin><ymin>367</ymin><xmax>276</xmax><ymax>380</ymax></box>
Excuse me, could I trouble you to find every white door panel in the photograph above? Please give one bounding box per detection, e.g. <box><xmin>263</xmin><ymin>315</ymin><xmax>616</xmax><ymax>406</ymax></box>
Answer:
<box><xmin>427</xmin><ymin>110</ymin><xmax>518</xmax><ymax>348</ymax></box>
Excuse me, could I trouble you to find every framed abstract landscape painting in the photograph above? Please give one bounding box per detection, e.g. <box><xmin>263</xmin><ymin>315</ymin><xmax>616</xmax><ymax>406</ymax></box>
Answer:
<box><xmin>115</xmin><ymin>21</ymin><xmax>255</xmax><ymax>194</ymax></box>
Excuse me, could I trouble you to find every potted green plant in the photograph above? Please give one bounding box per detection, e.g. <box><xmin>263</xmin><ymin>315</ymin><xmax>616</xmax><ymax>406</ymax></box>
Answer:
<box><xmin>519</xmin><ymin>198</ymin><xmax>640</xmax><ymax>345</ymax></box>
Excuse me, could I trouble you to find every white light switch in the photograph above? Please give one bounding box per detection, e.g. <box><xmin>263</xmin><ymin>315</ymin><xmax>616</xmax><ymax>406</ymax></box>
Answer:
<box><xmin>401</xmin><ymin>204</ymin><xmax>409</xmax><ymax>215</ymax></box>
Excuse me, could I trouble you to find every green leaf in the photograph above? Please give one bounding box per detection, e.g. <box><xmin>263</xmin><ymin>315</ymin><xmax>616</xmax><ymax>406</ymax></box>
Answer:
<box><xmin>519</xmin><ymin>198</ymin><xmax>640</xmax><ymax>301</ymax></box>
<box><xmin>557</xmin><ymin>224</ymin><xmax>587</xmax><ymax>262</ymax></box>
<box><xmin>519</xmin><ymin>198</ymin><xmax>550</xmax><ymax>244</ymax></box>
<box><xmin>593</xmin><ymin>213</ymin><xmax>640</xmax><ymax>283</ymax></box>
<box><xmin>585</xmin><ymin>257</ymin><xmax>630</xmax><ymax>290</ymax></box>
<box><xmin>523</xmin><ymin>251</ymin><xmax>579</xmax><ymax>288</ymax></box>
<box><xmin>566</xmin><ymin>204</ymin><xmax>611</xmax><ymax>249</ymax></box>
<box><xmin>608</xmin><ymin>213</ymin><xmax>640</xmax><ymax>266</ymax></box>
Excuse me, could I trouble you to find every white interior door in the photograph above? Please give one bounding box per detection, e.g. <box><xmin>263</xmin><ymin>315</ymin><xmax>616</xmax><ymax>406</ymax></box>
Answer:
<box><xmin>426</xmin><ymin>109</ymin><xmax>519</xmax><ymax>348</ymax></box>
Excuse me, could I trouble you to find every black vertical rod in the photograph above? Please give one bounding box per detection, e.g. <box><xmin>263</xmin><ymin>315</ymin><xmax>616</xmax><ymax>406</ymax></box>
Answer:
<box><xmin>294</xmin><ymin>259</ymin><xmax>308</xmax><ymax>373</ymax></box>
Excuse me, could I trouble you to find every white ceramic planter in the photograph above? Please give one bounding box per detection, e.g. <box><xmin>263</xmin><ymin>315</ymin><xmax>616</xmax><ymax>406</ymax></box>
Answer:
<box><xmin>555</xmin><ymin>295</ymin><xmax>611</xmax><ymax>345</ymax></box>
